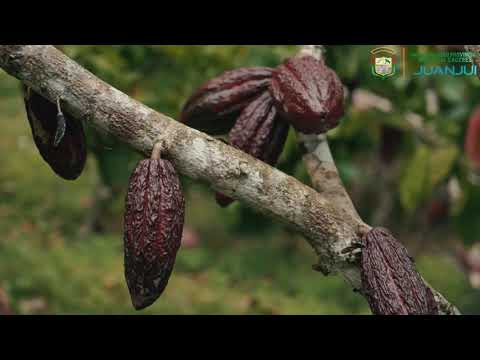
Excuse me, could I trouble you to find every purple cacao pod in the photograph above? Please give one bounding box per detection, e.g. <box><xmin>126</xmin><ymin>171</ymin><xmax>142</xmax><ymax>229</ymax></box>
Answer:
<box><xmin>270</xmin><ymin>55</ymin><xmax>344</xmax><ymax>134</ymax></box>
<box><xmin>215</xmin><ymin>91</ymin><xmax>289</xmax><ymax>207</ymax></box>
<box><xmin>360</xmin><ymin>227</ymin><xmax>438</xmax><ymax>315</ymax></box>
<box><xmin>123</xmin><ymin>158</ymin><xmax>185</xmax><ymax>310</ymax></box>
<box><xmin>180</xmin><ymin>67</ymin><xmax>274</xmax><ymax>135</ymax></box>
<box><xmin>22</xmin><ymin>86</ymin><xmax>87</xmax><ymax>180</ymax></box>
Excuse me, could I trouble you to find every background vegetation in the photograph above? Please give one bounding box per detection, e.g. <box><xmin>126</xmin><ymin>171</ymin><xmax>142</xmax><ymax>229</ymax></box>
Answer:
<box><xmin>0</xmin><ymin>45</ymin><xmax>479</xmax><ymax>314</ymax></box>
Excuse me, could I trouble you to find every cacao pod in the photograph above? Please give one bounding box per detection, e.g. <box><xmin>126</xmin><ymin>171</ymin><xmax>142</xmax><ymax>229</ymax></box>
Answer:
<box><xmin>270</xmin><ymin>55</ymin><xmax>344</xmax><ymax>134</ymax></box>
<box><xmin>180</xmin><ymin>67</ymin><xmax>274</xmax><ymax>135</ymax></box>
<box><xmin>22</xmin><ymin>86</ymin><xmax>87</xmax><ymax>180</ymax></box>
<box><xmin>123</xmin><ymin>158</ymin><xmax>185</xmax><ymax>310</ymax></box>
<box><xmin>465</xmin><ymin>106</ymin><xmax>480</xmax><ymax>168</ymax></box>
<box><xmin>215</xmin><ymin>91</ymin><xmax>289</xmax><ymax>207</ymax></box>
<box><xmin>360</xmin><ymin>227</ymin><xmax>438</xmax><ymax>315</ymax></box>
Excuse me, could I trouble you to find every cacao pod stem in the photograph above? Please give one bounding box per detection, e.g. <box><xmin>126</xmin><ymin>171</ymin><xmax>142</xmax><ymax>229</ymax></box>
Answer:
<box><xmin>53</xmin><ymin>98</ymin><xmax>66</xmax><ymax>147</ymax></box>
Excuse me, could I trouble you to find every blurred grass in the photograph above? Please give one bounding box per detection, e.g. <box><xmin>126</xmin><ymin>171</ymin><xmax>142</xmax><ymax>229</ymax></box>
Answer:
<box><xmin>0</xmin><ymin>67</ymin><xmax>477</xmax><ymax>315</ymax></box>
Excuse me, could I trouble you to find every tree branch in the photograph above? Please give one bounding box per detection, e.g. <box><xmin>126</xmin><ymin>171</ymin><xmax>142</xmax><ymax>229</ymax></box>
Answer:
<box><xmin>0</xmin><ymin>45</ymin><xmax>459</xmax><ymax>314</ymax></box>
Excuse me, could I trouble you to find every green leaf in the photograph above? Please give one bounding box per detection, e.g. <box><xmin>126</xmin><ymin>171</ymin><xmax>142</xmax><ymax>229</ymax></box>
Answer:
<box><xmin>400</xmin><ymin>145</ymin><xmax>432</xmax><ymax>213</ymax></box>
<box><xmin>429</xmin><ymin>145</ymin><xmax>458</xmax><ymax>188</ymax></box>
<box><xmin>400</xmin><ymin>143</ymin><xmax>458</xmax><ymax>214</ymax></box>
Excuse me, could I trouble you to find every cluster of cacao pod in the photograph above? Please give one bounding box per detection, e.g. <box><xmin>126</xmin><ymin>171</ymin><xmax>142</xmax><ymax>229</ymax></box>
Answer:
<box><xmin>181</xmin><ymin>55</ymin><xmax>345</xmax><ymax>206</ymax></box>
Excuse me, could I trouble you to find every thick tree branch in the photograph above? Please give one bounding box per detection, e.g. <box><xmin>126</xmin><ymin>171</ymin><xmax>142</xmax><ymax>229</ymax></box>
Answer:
<box><xmin>0</xmin><ymin>45</ymin><xmax>458</xmax><ymax>314</ymax></box>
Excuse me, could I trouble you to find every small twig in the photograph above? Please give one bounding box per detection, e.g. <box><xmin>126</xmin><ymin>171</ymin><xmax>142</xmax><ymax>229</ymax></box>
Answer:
<box><xmin>53</xmin><ymin>97</ymin><xmax>66</xmax><ymax>147</ymax></box>
<box><xmin>151</xmin><ymin>142</ymin><xmax>163</xmax><ymax>160</ymax></box>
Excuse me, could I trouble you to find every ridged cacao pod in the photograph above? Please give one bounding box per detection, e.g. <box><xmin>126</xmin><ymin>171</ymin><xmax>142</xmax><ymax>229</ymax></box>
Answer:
<box><xmin>360</xmin><ymin>227</ymin><xmax>438</xmax><ymax>315</ymax></box>
<box><xmin>22</xmin><ymin>86</ymin><xmax>87</xmax><ymax>180</ymax></box>
<box><xmin>215</xmin><ymin>91</ymin><xmax>289</xmax><ymax>207</ymax></box>
<box><xmin>180</xmin><ymin>67</ymin><xmax>274</xmax><ymax>135</ymax></box>
<box><xmin>465</xmin><ymin>106</ymin><xmax>480</xmax><ymax>168</ymax></box>
<box><xmin>124</xmin><ymin>158</ymin><xmax>185</xmax><ymax>310</ymax></box>
<box><xmin>270</xmin><ymin>55</ymin><xmax>344</xmax><ymax>134</ymax></box>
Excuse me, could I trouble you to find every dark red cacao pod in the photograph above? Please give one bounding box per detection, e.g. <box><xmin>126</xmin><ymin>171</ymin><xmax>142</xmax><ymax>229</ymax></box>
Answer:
<box><xmin>360</xmin><ymin>227</ymin><xmax>438</xmax><ymax>315</ymax></box>
<box><xmin>180</xmin><ymin>67</ymin><xmax>274</xmax><ymax>135</ymax></box>
<box><xmin>270</xmin><ymin>55</ymin><xmax>344</xmax><ymax>134</ymax></box>
<box><xmin>465</xmin><ymin>106</ymin><xmax>480</xmax><ymax>168</ymax></box>
<box><xmin>22</xmin><ymin>86</ymin><xmax>87</xmax><ymax>180</ymax></box>
<box><xmin>215</xmin><ymin>91</ymin><xmax>289</xmax><ymax>207</ymax></box>
<box><xmin>124</xmin><ymin>158</ymin><xmax>185</xmax><ymax>310</ymax></box>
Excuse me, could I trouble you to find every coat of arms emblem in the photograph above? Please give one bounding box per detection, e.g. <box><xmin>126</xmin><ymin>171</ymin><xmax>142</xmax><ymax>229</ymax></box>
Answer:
<box><xmin>371</xmin><ymin>47</ymin><xmax>397</xmax><ymax>79</ymax></box>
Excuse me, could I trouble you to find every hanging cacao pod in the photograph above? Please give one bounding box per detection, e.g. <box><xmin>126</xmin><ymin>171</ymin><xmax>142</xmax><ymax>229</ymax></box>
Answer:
<box><xmin>180</xmin><ymin>67</ymin><xmax>274</xmax><ymax>135</ymax></box>
<box><xmin>465</xmin><ymin>106</ymin><xmax>480</xmax><ymax>169</ymax></box>
<box><xmin>22</xmin><ymin>86</ymin><xmax>87</xmax><ymax>180</ymax></box>
<box><xmin>123</xmin><ymin>158</ymin><xmax>185</xmax><ymax>310</ymax></box>
<box><xmin>215</xmin><ymin>91</ymin><xmax>289</xmax><ymax>207</ymax></box>
<box><xmin>360</xmin><ymin>227</ymin><xmax>438</xmax><ymax>315</ymax></box>
<box><xmin>270</xmin><ymin>55</ymin><xmax>344</xmax><ymax>134</ymax></box>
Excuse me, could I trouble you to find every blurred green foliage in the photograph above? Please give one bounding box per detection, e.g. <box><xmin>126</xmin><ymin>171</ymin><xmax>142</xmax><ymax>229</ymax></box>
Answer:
<box><xmin>1</xmin><ymin>45</ymin><xmax>480</xmax><ymax>314</ymax></box>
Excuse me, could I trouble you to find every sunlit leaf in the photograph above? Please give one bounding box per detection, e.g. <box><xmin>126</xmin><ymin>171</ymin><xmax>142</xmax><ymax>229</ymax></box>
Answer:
<box><xmin>400</xmin><ymin>145</ymin><xmax>431</xmax><ymax>213</ymax></box>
